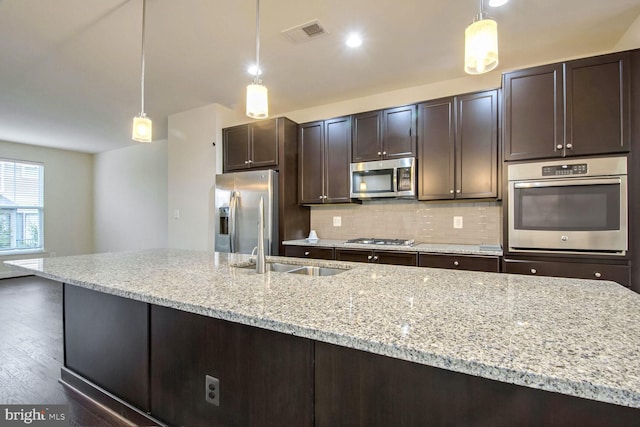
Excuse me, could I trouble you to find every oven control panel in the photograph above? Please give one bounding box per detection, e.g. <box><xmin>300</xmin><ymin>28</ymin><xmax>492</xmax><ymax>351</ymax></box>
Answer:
<box><xmin>542</xmin><ymin>163</ymin><xmax>587</xmax><ymax>176</ymax></box>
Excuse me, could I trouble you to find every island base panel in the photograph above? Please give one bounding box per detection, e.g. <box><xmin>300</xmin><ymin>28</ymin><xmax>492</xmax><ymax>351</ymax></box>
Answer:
<box><xmin>314</xmin><ymin>341</ymin><xmax>639</xmax><ymax>427</ymax></box>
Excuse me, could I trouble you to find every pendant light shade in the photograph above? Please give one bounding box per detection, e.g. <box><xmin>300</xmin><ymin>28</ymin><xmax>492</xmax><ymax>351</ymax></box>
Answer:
<box><xmin>464</xmin><ymin>0</ymin><xmax>499</xmax><ymax>75</ymax></box>
<box><xmin>246</xmin><ymin>82</ymin><xmax>269</xmax><ymax>119</ymax></box>
<box><xmin>246</xmin><ymin>0</ymin><xmax>269</xmax><ymax>119</ymax></box>
<box><xmin>132</xmin><ymin>113</ymin><xmax>152</xmax><ymax>142</ymax></box>
<box><xmin>132</xmin><ymin>0</ymin><xmax>152</xmax><ymax>142</ymax></box>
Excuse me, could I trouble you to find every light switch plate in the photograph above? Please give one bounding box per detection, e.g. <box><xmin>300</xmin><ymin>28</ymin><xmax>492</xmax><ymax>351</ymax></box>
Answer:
<box><xmin>453</xmin><ymin>216</ymin><xmax>463</xmax><ymax>229</ymax></box>
<box><xmin>173</xmin><ymin>209</ymin><xmax>180</xmax><ymax>219</ymax></box>
<box><xmin>333</xmin><ymin>216</ymin><xmax>342</xmax><ymax>227</ymax></box>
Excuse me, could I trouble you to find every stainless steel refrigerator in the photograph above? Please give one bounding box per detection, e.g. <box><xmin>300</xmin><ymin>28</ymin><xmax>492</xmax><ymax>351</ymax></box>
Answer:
<box><xmin>214</xmin><ymin>170</ymin><xmax>279</xmax><ymax>255</ymax></box>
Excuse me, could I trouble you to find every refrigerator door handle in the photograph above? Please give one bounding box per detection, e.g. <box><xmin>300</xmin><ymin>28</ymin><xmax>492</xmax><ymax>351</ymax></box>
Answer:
<box><xmin>229</xmin><ymin>191</ymin><xmax>239</xmax><ymax>253</ymax></box>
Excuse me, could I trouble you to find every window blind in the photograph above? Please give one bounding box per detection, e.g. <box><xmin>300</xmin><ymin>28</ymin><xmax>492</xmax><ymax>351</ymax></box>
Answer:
<box><xmin>0</xmin><ymin>159</ymin><xmax>44</xmax><ymax>253</ymax></box>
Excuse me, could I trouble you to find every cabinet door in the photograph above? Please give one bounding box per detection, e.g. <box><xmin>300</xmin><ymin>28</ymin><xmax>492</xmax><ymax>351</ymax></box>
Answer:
<box><xmin>565</xmin><ymin>53</ymin><xmax>630</xmax><ymax>156</ymax></box>
<box><xmin>352</xmin><ymin>111</ymin><xmax>382</xmax><ymax>162</ymax></box>
<box><xmin>324</xmin><ymin>117</ymin><xmax>352</xmax><ymax>203</ymax></box>
<box><xmin>223</xmin><ymin>125</ymin><xmax>250</xmax><ymax>171</ymax></box>
<box><xmin>383</xmin><ymin>105</ymin><xmax>416</xmax><ymax>159</ymax></box>
<box><xmin>335</xmin><ymin>248</ymin><xmax>374</xmax><ymax>263</ymax></box>
<box><xmin>298</xmin><ymin>122</ymin><xmax>325</xmax><ymax>204</ymax></box>
<box><xmin>456</xmin><ymin>90</ymin><xmax>498</xmax><ymax>199</ymax></box>
<box><xmin>419</xmin><ymin>253</ymin><xmax>500</xmax><ymax>273</ymax></box>
<box><xmin>503</xmin><ymin>64</ymin><xmax>564</xmax><ymax>161</ymax></box>
<box><xmin>250</xmin><ymin>119</ymin><xmax>279</xmax><ymax>168</ymax></box>
<box><xmin>64</xmin><ymin>284</ymin><xmax>150</xmax><ymax>412</ymax></box>
<box><xmin>284</xmin><ymin>245</ymin><xmax>335</xmax><ymax>260</ymax></box>
<box><xmin>417</xmin><ymin>99</ymin><xmax>455</xmax><ymax>200</ymax></box>
<box><xmin>151</xmin><ymin>305</ymin><xmax>313</xmax><ymax>427</ymax></box>
<box><xmin>374</xmin><ymin>250</ymin><xmax>417</xmax><ymax>266</ymax></box>
<box><xmin>503</xmin><ymin>259</ymin><xmax>630</xmax><ymax>287</ymax></box>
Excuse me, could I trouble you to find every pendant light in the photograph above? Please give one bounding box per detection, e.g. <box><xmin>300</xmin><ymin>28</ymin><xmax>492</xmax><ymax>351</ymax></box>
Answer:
<box><xmin>132</xmin><ymin>0</ymin><xmax>152</xmax><ymax>142</ymax></box>
<box><xmin>246</xmin><ymin>0</ymin><xmax>268</xmax><ymax>119</ymax></box>
<box><xmin>464</xmin><ymin>0</ymin><xmax>499</xmax><ymax>75</ymax></box>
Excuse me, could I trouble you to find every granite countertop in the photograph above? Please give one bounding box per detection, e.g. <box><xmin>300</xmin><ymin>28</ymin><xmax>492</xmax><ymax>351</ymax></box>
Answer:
<box><xmin>5</xmin><ymin>249</ymin><xmax>639</xmax><ymax>408</ymax></box>
<box><xmin>282</xmin><ymin>239</ymin><xmax>503</xmax><ymax>256</ymax></box>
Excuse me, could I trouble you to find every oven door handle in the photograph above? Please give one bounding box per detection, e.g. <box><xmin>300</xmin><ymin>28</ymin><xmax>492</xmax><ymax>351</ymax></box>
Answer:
<box><xmin>513</xmin><ymin>177</ymin><xmax>621</xmax><ymax>189</ymax></box>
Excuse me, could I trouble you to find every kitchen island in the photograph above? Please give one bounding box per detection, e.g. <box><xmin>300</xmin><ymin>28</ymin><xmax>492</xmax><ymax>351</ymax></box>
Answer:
<box><xmin>5</xmin><ymin>249</ymin><xmax>640</xmax><ymax>426</ymax></box>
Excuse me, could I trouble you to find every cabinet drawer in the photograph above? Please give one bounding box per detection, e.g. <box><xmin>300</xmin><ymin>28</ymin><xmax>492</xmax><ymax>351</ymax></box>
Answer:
<box><xmin>335</xmin><ymin>249</ymin><xmax>372</xmax><ymax>263</ymax></box>
<box><xmin>284</xmin><ymin>245</ymin><xmax>335</xmax><ymax>260</ymax></box>
<box><xmin>375</xmin><ymin>251</ymin><xmax>417</xmax><ymax>266</ymax></box>
<box><xmin>503</xmin><ymin>259</ymin><xmax>630</xmax><ymax>287</ymax></box>
<box><xmin>419</xmin><ymin>253</ymin><xmax>500</xmax><ymax>273</ymax></box>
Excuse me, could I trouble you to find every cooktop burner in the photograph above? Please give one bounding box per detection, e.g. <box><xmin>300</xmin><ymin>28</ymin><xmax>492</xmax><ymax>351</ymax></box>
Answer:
<box><xmin>346</xmin><ymin>238</ymin><xmax>415</xmax><ymax>246</ymax></box>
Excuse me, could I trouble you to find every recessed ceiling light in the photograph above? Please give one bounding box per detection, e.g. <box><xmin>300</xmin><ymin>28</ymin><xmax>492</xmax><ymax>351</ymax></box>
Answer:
<box><xmin>488</xmin><ymin>0</ymin><xmax>509</xmax><ymax>7</ymax></box>
<box><xmin>247</xmin><ymin>65</ymin><xmax>262</xmax><ymax>76</ymax></box>
<box><xmin>346</xmin><ymin>33</ymin><xmax>362</xmax><ymax>48</ymax></box>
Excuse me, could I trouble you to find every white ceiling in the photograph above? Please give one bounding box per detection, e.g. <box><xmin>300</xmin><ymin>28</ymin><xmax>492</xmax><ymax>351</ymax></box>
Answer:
<box><xmin>0</xmin><ymin>0</ymin><xmax>639</xmax><ymax>153</ymax></box>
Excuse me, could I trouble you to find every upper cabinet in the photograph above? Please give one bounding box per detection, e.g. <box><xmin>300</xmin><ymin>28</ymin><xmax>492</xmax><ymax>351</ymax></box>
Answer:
<box><xmin>299</xmin><ymin>117</ymin><xmax>352</xmax><ymax>204</ymax></box>
<box><xmin>352</xmin><ymin>105</ymin><xmax>416</xmax><ymax>162</ymax></box>
<box><xmin>418</xmin><ymin>90</ymin><xmax>499</xmax><ymax>200</ymax></box>
<box><xmin>503</xmin><ymin>52</ymin><xmax>630</xmax><ymax>161</ymax></box>
<box><xmin>223</xmin><ymin>119</ymin><xmax>279</xmax><ymax>171</ymax></box>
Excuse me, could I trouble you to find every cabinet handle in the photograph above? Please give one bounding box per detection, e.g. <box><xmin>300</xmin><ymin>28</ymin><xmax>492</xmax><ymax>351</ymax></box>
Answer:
<box><xmin>453</xmin><ymin>261</ymin><xmax>459</xmax><ymax>266</ymax></box>
<box><xmin>244</xmin><ymin>160</ymin><xmax>250</xmax><ymax>164</ymax></box>
<box><xmin>377</xmin><ymin>151</ymin><xmax>382</xmax><ymax>156</ymax></box>
<box><xmin>409</xmin><ymin>128</ymin><xmax>412</xmax><ymax>137</ymax></box>
<box><xmin>556</xmin><ymin>144</ymin><xmax>563</xmax><ymax>150</ymax></box>
<box><xmin>373</xmin><ymin>255</ymin><xmax>379</xmax><ymax>261</ymax></box>
<box><xmin>450</xmin><ymin>190</ymin><xmax>454</xmax><ymax>194</ymax></box>
<box><xmin>456</xmin><ymin>189</ymin><xmax>461</xmax><ymax>194</ymax></box>
<box><xmin>304</xmin><ymin>251</ymin><xmax>310</xmax><ymax>256</ymax></box>
<box><xmin>566</xmin><ymin>143</ymin><xmax>573</xmax><ymax>149</ymax></box>
<box><xmin>367</xmin><ymin>255</ymin><xmax>373</xmax><ymax>260</ymax></box>
<box><xmin>319</xmin><ymin>196</ymin><xmax>323</xmax><ymax>200</ymax></box>
<box><xmin>383</xmin><ymin>151</ymin><xmax>387</xmax><ymax>155</ymax></box>
<box><xmin>594</xmin><ymin>272</ymin><xmax>602</xmax><ymax>278</ymax></box>
<box><xmin>530</xmin><ymin>268</ymin><xmax>537</xmax><ymax>274</ymax></box>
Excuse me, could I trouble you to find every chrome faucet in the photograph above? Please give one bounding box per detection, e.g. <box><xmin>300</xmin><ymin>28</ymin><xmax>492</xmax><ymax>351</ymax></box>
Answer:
<box><xmin>256</xmin><ymin>197</ymin><xmax>267</xmax><ymax>274</ymax></box>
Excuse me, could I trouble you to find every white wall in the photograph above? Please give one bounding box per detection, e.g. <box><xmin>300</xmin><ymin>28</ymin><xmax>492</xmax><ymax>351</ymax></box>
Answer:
<box><xmin>94</xmin><ymin>141</ymin><xmax>168</xmax><ymax>253</ymax></box>
<box><xmin>0</xmin><ymin>140</ymin><xmax>93</xmax><ymax>278</ymax></box>
<box><xmin>168</xmin><ymin>104</ymin><xmax>221</xmax><ymax>251</ymax></box>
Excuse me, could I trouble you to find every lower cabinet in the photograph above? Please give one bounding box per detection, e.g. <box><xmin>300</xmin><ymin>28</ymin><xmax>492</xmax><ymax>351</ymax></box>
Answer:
<box><xmin>64</xmin><ymin>284</ymin><xmax>150</xmax><ymax>412</ymax></box>
<box><xmin>419</xmin><ymin>253</ymin><xmax>501</xmax><ymax>273</ymax></box>
<box><xmin>284</xmin><ymin>245</ymin><xmax>335</xmax><ymax>260</ymax></box>
<box><xmin>335</xmin><ymin>248</ymin><xmax>418</xmax><ymax>266</ymax></box>
<box><xmin>150</xmin><ymin>305</ymin><xmax>313</xmax><ymax>427</ymax></box>
<box><xmin>503</xmin><ymin>259</ymin><xmax>631</xmax><ymax>287</ymax></box>
<box><xmin>314</xmin><ymin>341</ymin><xmax>639</xmax><ymax>427</ymax></box>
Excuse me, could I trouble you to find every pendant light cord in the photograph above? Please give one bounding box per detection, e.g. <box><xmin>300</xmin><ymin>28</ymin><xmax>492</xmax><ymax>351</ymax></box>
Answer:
<box><xmin>140</xmin><ymin>0</ymin><xmax>147</xmax><ymax>114</ymax></box>
<box><xmin>254</xmin><ymin>0</ymin><xmax>260</xmax><ymax>84</ymax></box>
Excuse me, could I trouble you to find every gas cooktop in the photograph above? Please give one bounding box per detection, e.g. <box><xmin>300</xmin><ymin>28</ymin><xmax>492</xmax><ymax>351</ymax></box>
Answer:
<box><xmin>345</xmin><ymin>238</ymin><xmax>415</xmax><ymax>246</ymax></box>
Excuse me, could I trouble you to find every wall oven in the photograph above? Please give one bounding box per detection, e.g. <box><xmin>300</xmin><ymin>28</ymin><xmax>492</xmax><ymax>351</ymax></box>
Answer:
<box><xmin>350</xmin><ymin>157</ymin><xmax>416</xmax><ymax>199</ymax></box>
<box><xmin>508</xmin><ymin>156</ymin><xmax>627</xmax><ymax>256</ymax></box>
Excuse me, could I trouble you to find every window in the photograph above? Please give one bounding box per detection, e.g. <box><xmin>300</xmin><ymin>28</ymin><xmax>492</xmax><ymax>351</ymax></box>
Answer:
<box><xmin>0</xmin><ymin>159</ymin><xmax>44</xmax><ymax>253</ymax></box>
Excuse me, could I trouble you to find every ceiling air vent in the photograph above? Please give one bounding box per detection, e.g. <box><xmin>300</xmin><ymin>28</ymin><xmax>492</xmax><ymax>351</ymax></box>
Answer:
<box><xmin>281</xmin><ymin>19</ymin><xmax>329</xmax><ymax>43</ymax></box>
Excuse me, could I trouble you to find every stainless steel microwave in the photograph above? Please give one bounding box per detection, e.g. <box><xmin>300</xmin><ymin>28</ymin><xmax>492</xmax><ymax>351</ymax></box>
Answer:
<box><xmin>507</xmin><ymin>156</ymin><xmax>627</xmax><ymax>256</ymax></box>
<box><xmin>350</xmin><ymin>158</ymin><xmax>416</xmax><ymax>199</ymax></box>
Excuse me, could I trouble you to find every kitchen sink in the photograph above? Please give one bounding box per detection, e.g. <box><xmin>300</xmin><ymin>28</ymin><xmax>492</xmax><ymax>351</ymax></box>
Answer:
<box><xmin>235</xmin><ymin>262</ymin><xmax>347</xmax><ymax>276</ymax></box>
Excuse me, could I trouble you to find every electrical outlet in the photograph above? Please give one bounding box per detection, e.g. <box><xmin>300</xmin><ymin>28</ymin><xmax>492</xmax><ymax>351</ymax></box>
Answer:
<box><xmin>173</xmin><ymin>209</ymin><xmax>180</xmax><ymax>219</ymax></box>
<box><xmin>333</xmin><ymin>216</ymin><xmax>342</xmax><ymax>227</ymax></box>
<box><xmin>453</xmin><ymin>216</ymin><xmax>463</xmax><ymax>229</ymax></box>
<box><xmin>205</xmin><ymin>375</ymin><xmax>220</xmax><ymax>406</ymax></box>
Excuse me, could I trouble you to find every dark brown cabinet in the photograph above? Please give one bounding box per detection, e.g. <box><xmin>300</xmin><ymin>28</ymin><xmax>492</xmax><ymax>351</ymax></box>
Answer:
<box><xmin>223</xmin><ymin>119</ymin><xmax>278</xmax><ymax>171</ymax></box>
<box><xmin>503</xmin><ymin>259</ymin><xmax>630</xmax><ymax>287</ymax></box>
<box><xmin>503</xmin><ymin>52</ymin><xmax>630</xmax><ymax>161</ymax></box>
<box><xmin>150</xmin><ymin>305</ymin><xmax>313</xmax><ymax>427</ymax></box>
<box><xmin>298</xmin><ymin>117</ymin><xmax>351</xmax><ymax>204</ymax></box>
<box><xmin>64</xmin><ymin>284</ymin><xmax>150</xmax><ymax>412</ymax></box>
<box><xmin>418</xmin><ymin>90</ymin><xmax>498</xmax><ymax>200</ymax></box>
<box><xmin>335</xmin><ymin>248</ymin><xmax>417</xmax><ymax>266</ymax></box>
<box><xmin>352</xmin><ymin>105</ymin><xmax>416</xmax><ymax>162</ymax></box>
<box><xmin>284</xmin><ymin>245</ymin><xmax>335</xmax><ymax>260</ymax></box>
<box><xmin>419</xmin><ymin>253</ymin><xmax>500</xmax><ymax>273</ymax></box>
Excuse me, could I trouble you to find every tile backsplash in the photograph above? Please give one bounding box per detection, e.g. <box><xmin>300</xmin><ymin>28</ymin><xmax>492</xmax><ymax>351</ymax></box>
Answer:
<box><xmin>310</xmin><ymin>200</ymin><xmax>502</xmax><ymax>245</ymax></box>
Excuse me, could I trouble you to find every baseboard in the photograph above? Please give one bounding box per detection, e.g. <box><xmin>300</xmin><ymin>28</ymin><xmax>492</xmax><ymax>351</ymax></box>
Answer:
<box><xmin>59</xmin><ymin>367</ymin><xmax>166</xmax><ymax>427</ymax></box>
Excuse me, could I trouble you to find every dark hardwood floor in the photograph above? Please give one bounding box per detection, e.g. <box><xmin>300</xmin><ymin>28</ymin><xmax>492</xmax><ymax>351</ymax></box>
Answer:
<box><xmin>0</xmin><ymin>276</ymin><xmax>138</xmax><ymax>427</ymax></box>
